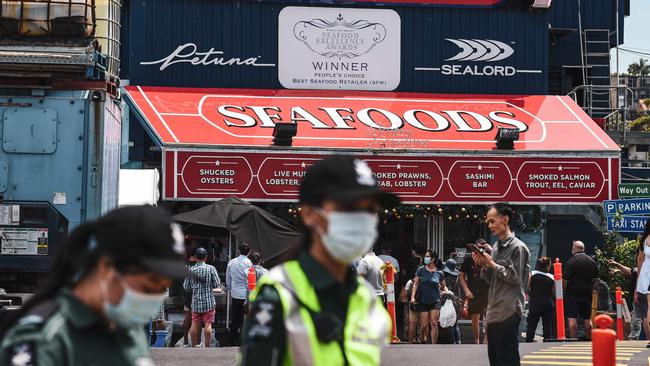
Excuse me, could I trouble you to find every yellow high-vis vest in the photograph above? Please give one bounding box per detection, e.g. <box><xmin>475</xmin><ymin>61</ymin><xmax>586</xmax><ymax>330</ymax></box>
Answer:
<box><xmin>251</xmin><ymin>260</ymin><xmax>390</xmax><ymax>366</ymax></box>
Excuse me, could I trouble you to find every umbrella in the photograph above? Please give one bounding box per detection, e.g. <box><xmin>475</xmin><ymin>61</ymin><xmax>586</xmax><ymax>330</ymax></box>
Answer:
<box><xmin>173</xmin><ymin>197</ymin><xmax>302</xmax><ymax>266</ymax></box>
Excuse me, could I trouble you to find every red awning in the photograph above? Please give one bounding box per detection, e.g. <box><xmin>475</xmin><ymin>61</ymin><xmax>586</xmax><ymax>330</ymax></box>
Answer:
<box><xmin>124</xmin><ymin>86</ymin><xmax>619</xmax><ymax>153</ymax></box>
<box><xmin>123</xmin><ymin>86</ymin><xmax>620</xmax><ymax>204</ymax></box>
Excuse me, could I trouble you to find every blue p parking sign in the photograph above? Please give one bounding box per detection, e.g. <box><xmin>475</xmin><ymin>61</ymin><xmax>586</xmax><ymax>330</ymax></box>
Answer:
<box><xmin>603</xmin><ymin>198</ymin><xmax>650</xmax><ymax>216</ymax></box>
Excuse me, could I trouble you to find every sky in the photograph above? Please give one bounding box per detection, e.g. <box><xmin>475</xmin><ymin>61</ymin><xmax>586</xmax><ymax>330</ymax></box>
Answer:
<box><xmin>610</xmin><ymin>0</ymin><xmax>650</xmax><ymax>74</ymax></box>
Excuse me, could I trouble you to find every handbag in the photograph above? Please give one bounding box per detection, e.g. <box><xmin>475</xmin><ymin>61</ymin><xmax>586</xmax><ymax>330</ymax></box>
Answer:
<box><xmin>461</xmin><ymin>299</ymin><xmax>469</xmax><ymax>320</ymax></box>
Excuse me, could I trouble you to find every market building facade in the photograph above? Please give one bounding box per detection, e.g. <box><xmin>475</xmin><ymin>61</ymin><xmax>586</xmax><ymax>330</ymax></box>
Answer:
<box><xmin>119</xmin><ymin>0</ymin><xmax>626</xmax><ymax>271</ymax></box>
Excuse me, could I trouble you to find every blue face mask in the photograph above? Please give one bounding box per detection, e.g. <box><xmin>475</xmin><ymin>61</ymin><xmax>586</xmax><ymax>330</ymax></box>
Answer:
<box><xmin>423</xmin><ymin>257</ymin><xmax>432</xmax><ymax>265</ymax></box>
<box><xmin>101</xmin><ymin>277</ymin><xmax>166</xmax><ymax>329</ymax></box>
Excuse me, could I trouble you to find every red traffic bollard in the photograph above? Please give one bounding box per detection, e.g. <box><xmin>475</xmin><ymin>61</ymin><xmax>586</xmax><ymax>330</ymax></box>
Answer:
<box><xmin>615</xmin><ymin>287</ymin><xmax>624</xmax><ymax>341</ymax></box>
<box><xmin>592</xmin><ymin>314</ymin><xmax>616</xmax><ymax>366</ymax></box>
<box><xmin>247</xmin><ymin>267</ymin><xmax>256</xmax><ymax>291</ymax></box>
<box><xmin>382</xmin><ymin>261</ymin><xmax>400</xmax><ymax>344</ymax></box>
<box><xmin>553</xmin><ymin>258</ymin><xmax>566</xmax><ymax>340</ymax></box>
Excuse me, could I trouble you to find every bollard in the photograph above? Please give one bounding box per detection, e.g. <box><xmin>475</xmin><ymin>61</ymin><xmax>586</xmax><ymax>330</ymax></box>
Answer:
<box><xmin>382</xmin><ymin>261</ymin><xmax>400</xmax><ymax>343</ymax></box>
<box><xmin>615</xmin><ymin>287</ymin><xmax>624</xmax><ymax>341</ymax></box>
<box><xmin>553</xmin><ymin>258</ymin><xmax>566</xmax><ymax>340</ymax></box>
<box><xmin>592</xmin><ymin>314</ymin><xmax>616</xmax><ymax>366</ymax></box>
<box><xmin>247</xmin><ymin>267</ymin><xmax>256</xmax><ymax>292</ymax></box>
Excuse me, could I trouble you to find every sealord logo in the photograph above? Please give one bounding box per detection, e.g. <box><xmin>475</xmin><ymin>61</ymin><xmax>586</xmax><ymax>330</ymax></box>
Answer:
<box><xmin>445</xmin><ymin>39</ymin><xmax>514</xmax><ymax>62</ymax></box>
<box><xmin>415</xmin><ymin>38</ymin><xmax>541</xmax><ymax>77</ymax></box>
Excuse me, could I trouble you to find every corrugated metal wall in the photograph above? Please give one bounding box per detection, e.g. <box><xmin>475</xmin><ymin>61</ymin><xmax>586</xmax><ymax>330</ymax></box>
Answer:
<box><xmin>549</xmin><ymin>0</ymin><xmax>623</xmax><ymax>36</ymax></box>
<box><xmin>121</xmin><ymin>0</ymin><xmax>549</xmax><ymax>95</ymax></box>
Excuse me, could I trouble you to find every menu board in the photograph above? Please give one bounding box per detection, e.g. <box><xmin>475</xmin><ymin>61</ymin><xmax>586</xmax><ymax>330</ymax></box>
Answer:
<box><xmin>164</xmin><ymin>149</ymin><xmax>617</xmax><ymax>204</ymax></box>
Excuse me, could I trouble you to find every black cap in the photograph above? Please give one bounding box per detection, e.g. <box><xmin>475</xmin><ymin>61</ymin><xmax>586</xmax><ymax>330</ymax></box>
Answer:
<box><xmin>299</xmin><ymin>155</ymin><xmax>399</xmax><ymax>207</ymax></box>
<box><xmin>95</xmin><ymin>206</ymin><xmax>188</xmax><ymax>280</ymax></box>
<box><xmin>194</xmin><ymin>247</ymin><xmax>207</xmax><ymax>260</ymax></box>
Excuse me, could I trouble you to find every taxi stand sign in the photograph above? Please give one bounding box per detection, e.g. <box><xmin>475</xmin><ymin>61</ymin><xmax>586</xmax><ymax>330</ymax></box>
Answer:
<box><xmin>606</xmin><ymin>216</ymin><xmax>649</xmax><ymax>234</ymax></box>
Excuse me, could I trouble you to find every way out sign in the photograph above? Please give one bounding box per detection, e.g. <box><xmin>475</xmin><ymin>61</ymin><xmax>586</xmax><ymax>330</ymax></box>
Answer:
<box><xmin>603</xmin><ymin>198</ymin><xmax>650</xmax><ymax>216</ymax></box>
<box><xmin>618</xmin><ymin>183</ymin><xmax>650</xmax><ymax>198</ymax></box>
<box><xmin>606</xmin><ymin>216</ymin><xmax>649</xmax><ymax>233</ymax></box>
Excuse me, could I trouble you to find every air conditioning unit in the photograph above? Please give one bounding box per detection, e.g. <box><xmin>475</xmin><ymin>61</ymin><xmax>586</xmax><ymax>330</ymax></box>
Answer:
<box><xmin>531</xmin><ymin>0</ymin><xmax>552</xmax><ymax>8</ymax></box>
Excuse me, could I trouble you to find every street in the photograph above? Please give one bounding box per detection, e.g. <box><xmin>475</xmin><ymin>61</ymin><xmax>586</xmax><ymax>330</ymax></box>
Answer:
<box><xmin>152</xmin><ymin>341</ymin><xmax>650</xmax><ymax>366</ymax></box>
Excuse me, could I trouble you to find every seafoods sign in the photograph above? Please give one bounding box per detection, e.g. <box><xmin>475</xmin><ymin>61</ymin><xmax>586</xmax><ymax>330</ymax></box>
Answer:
<box><xmin>278</xmin><ymin>7</ymin><xmax>401</xmax><ymax>91</ymax></box>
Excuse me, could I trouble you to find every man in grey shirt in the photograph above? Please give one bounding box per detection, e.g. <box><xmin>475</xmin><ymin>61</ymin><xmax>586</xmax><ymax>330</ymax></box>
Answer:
<box><xmin>473</xmin><ymin>203</ymin><xmax>530</xmax><ymax>366</ymax></box>
<box><xmin>357</xmin><ymin>249</ymin><xmax>386</xmax><ymax>301</ymax></box>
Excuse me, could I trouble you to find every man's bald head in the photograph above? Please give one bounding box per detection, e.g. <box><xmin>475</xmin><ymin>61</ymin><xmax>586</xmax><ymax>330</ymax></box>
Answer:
<box><xmin>572</xmin><ymin>240</ymin><xmax>585</xmax><ymax>254</ymax></box>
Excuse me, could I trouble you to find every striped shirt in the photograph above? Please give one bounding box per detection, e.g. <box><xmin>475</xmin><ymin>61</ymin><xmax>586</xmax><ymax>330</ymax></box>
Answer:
<box><xmin>183</xmin><ymin>262</ymin><xmax>220</xmax><ymax>313</ymax></box>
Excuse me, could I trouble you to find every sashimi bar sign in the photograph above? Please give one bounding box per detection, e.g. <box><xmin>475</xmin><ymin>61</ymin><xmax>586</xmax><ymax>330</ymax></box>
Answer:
<box><xmin>164</xmin><ymin>150</ymin><xmax>616</xmax><ymax>204</ymax></box>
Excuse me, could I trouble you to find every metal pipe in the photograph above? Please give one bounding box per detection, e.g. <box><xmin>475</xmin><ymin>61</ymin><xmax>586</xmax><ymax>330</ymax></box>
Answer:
<box><xmin>226</xmin><ymin>233</ymin><xmax>232</xmax><ymax>333</ymax></box>
<box><xmin>616</xmin><ymin>0</ymin><xmax>621</xmax><ymax>93</ymax></box>
<box><xmin>577</xmin><ymin>0</ymin><xmax>587</xmax><ymax>86</ymax></box>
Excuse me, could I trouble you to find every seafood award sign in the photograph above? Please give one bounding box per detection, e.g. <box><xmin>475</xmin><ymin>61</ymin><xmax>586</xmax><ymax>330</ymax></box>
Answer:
<box><xmin>278</xmin><ymin>7</ymin><xmax>401</xmax><ymax>91</ymax></box>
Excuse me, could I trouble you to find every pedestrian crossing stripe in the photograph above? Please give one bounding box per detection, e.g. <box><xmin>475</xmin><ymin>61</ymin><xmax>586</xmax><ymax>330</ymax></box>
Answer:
<box><xmin>557</xmin><ymin>344</ymin><xmax>645</xmax><ymax>348</ymax></box>
<box><xmin>539</xmin><ymin>348</ymin><xmax>643</xmax><ymax>352</ymax></box>
<box><xmin>549</xmin><ymin>347</ymin><xmax>646</xmax><ymax>352</ymax></box>
<box><xmin>521</xmin><ymin>361</ymin><xmax>626</xmax><ymax>366</ymax></box>
<box><xmin>548</xmin><ymin>349</ymin><xmax>642</xmax><ymax>353</ymax></box>
<box><xmin>535</xmin><ymin>351</ymin><xmax>636</xmax><ymax>356</ymax></box>
<box><xmin>523</xmin><ymin>355</ymin><xmax>632</xmax><ymax>361</ymax></box>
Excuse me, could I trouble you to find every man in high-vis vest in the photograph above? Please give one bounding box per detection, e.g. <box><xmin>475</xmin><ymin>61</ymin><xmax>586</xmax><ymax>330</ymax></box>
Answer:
<box><xmin>240</xmin><ymin>155</ymin><xmax>399</xmax><ymax>366</ymax></box>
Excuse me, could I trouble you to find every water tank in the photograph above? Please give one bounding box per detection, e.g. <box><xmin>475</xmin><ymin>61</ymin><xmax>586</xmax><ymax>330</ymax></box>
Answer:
<box><xmin>95</xmin><ymin>0</ymin><xmax>121</xmax><ymax>77</ymax></box>
<box><xmin>0</xmin><ymin>0</ymin><xmax>94</xmax><ymax>36</ymax></box>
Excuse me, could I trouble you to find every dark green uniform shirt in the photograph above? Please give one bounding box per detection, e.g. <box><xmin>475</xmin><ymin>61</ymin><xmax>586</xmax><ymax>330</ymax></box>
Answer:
<box><xmin>1</xmin><ymin>289</ymin><xmax>154</xmax><ymax>366</ymax></box>
<box><xmin>241</xmin><ymin>251</ymin><xmax>358</xmax><ymax>366</ymax></box>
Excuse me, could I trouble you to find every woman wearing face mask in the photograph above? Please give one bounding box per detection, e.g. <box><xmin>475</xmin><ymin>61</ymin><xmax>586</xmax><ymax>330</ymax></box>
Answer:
<box><xmin>0</xmin><ymin>206</ymin><xmax>188</xmax><ymax>365</ymax></box>
<box><xmin>410</xmin><ymin>250</ymin><xmax>447</xmax><ymax>344</ymax></box>
<box><xmin>240</xmin><ymin>155</ymin><xmax>399</xmax><ymax>366</ymax></box>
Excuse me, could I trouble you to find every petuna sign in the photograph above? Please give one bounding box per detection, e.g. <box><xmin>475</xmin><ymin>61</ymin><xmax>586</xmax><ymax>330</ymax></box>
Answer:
<box><xmin>140</xmin><ymin>43</ymin><xmax>276</xmax><ymax>71</ymax></box>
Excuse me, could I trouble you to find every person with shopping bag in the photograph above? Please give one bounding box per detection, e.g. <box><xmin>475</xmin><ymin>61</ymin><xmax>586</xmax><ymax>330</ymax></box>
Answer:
<box><xmin>410</xmin><ymin>250</ymin><xmax>447</xmax><ymax>344</ymax></box>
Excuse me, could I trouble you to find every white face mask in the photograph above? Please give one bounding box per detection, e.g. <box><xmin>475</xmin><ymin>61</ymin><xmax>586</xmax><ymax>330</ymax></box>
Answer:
<box><xmin>314</xmin><ymin>208</ymin><xmax>379</xmax><ymax>264</ymax></box>
<box><xmin>101</xmin><ymin>277</ymin><xmax>166</xmax><ymax>329</ymax></box>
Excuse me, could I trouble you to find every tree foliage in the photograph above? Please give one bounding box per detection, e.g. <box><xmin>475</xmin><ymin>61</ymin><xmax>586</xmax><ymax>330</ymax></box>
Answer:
<box><xmin>627</xmin><ymin>58</ymin><xmax>650</xmax><ymax>77</ymax></box>
<box><xmin>594</xmin><ymin>232</ymin><xmax>639</xmax><ymax>296</ymax></box>
<box><xmin>629</xmin><ymin>116</ymin><xmax>650</xmax><ymax>131</ymax></box>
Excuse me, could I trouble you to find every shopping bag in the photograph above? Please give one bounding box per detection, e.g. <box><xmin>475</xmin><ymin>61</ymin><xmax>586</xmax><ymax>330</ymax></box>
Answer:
<box><xmin>439</xmin><ymin>299</ymin><xmax>457</xmax><ymax>328</ymax></box>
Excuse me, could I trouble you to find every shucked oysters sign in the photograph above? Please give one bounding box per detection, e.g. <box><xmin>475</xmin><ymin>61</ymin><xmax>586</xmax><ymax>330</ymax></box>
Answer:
<box><xmin>278</xmin><ymin>7</ymin><xmax>401</xmax><ymax>91</ymax></box>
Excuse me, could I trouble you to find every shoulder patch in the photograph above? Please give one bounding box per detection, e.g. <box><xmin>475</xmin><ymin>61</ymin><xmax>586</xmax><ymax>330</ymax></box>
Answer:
<box><xmin>7</xmin><ymin>342</ymin><xmax>36</xmax><ymax>366</ymax></box>
<box><xmin>17</xmin><ymin>300</ymin><xmax>59</xmax><ymax>327</ymax></box>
